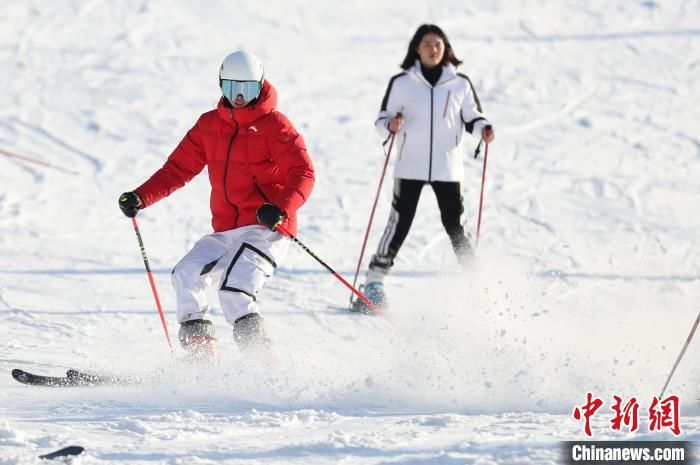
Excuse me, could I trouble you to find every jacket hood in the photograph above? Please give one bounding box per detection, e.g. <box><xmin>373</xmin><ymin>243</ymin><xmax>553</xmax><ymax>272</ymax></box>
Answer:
<box><xmin>216</xmin><ymin>80</ymin><xmax>278</xmax><ymax>125</ymax></box>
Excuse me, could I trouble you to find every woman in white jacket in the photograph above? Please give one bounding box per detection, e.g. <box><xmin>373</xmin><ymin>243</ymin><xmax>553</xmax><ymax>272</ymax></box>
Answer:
<box><xmin>354</xmin><ymin>24</ymin><xmax>495</xmax><ymax>312</ymax></box>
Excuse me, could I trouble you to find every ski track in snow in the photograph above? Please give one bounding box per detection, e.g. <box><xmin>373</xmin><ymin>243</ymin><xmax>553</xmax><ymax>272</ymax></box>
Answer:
<box><xmin>1</xmin><ymin>0</ymin><xmax>699</xmax><ymax>463</ymax></box>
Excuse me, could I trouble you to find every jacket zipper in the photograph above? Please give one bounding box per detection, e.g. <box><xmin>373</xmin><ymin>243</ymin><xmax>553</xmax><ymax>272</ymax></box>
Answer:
<box><xmin>223</xmin><ymin>117</ymin><xmax>240</xmax><ymax>227</ymax></box>
<box><xmin>428</xmin><ymin>76</ymin><xmax>455</xmax><ymax>180</ymax></box>
<box><xmin>413</xmin><ymin>70</ymin><xmax>457</xmax><ymax>182</ymax></box>
<box><xmin>253</xmin><ymin>177</ymin><xmax>270</xmax><ymax>203</ymax></box>
<box><xmin>442</xmin><ymin>90</ymin><xmax>451</xmax><ymax>118</ymax></box>
<box><xmin>429</xmin><ymin>87</ymin><xmax>434</xmax><ymax>182</ymax></box>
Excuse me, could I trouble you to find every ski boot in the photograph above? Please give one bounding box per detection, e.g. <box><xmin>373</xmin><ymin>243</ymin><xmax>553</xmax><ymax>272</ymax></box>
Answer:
<box><xmin>351</xmin><ymin>281</ymin><xmax>386</xmax><ymax>314</ymax></box>
<box><xmin>233</xmin><ymin>313</ymin><xmax>278</xmax><ymax>366</ymax></box>
<box><xmin>453</xmin><ymin>232</ymin><xmax>476</xmax><ymax>271</ymax></box>
<box><xmin>178</xmin><ymin>319</ymin><xmax>217</xmax><ymax>360</ymax></box>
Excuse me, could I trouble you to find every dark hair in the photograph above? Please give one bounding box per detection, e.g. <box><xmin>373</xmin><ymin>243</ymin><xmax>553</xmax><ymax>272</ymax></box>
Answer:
<box><xmin>400</xmin><ymin>24</ymin><xmax>462</xmax><ymax>70</ymax></box>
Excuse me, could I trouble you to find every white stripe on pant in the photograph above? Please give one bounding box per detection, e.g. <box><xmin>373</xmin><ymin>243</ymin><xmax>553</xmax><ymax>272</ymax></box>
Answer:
<box><xmin>377</xmin><ymin>179</ymin><xmax>401</xmax><ymax>257</ymax></box>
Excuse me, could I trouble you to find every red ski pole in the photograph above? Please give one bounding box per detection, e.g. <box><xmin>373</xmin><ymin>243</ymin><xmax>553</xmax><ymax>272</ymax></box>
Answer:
<box><xmin>349</xmin><ymin>132</ymin><xmax>396</xmax><ymax>306</ymax></box>
<box><xmin>475</xmin><ymin>142</ymin><xmax>489</xmax><ymax>248</ymax></box>
<box><xmin>658</xmin><ymin>310</ymin><xmax>700</xmax><ymax>398</ymax></box>
<box><xmin>276</xmin><ymin>226</ymin><xmax>389</xmax><ymax>321</ymax></box>
<box><xmin>130</xmin><ymin>217</ymin><xmax>173</xmax><ymax>351</ymax></box>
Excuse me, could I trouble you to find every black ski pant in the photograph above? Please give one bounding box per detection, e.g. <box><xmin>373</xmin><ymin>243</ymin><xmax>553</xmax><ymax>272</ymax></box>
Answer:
<box><xmin>369</xmin><ymin>178</ymin><xmax>473</xmax><ymax>272</ymax></box>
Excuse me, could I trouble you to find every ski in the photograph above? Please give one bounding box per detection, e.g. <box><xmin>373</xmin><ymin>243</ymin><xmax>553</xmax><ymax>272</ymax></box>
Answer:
<box><xmin>12</xmin><ymin>368</ymin><xmax>132</xmax><ymax>387</ymax></box>
<box><xmin>39</xmin><ymin>445</ymin><xmax>84</xmax><ymax>460</ymax></box>
<box><xmin>67</xmin><ymin>369</ymin><xmax>132</xmax><ymax>385</ymax></box>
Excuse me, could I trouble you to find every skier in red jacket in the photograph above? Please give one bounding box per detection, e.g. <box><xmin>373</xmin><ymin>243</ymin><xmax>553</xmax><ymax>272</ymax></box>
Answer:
<box><xmin>118</xmin><ymin>51</ymin><xmax>314</xmax><ymax>360</ymax></box>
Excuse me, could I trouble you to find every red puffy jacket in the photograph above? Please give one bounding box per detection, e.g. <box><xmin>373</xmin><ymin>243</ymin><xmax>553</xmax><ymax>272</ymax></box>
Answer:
<box><xmin>134</xmin><ymin>81</ymin><xmax>314</xmax><ymax>235</ymax></box>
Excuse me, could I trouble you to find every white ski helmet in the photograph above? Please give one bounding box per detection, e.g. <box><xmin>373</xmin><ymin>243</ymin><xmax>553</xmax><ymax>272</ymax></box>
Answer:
<box><xmin>219</xmin><ymin>51</ymin><xmax>264</xmax><ymax>104</ymax></box>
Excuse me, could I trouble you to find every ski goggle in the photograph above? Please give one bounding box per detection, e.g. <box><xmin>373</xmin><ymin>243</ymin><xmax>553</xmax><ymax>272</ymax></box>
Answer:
<box><xmin>220</xmin><ymin>80</ymin><xmax>262</xmax><ymax>103</ymax></box>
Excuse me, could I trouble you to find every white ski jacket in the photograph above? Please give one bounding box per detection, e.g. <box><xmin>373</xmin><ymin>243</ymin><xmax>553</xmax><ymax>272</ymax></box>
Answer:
<box><xmin>375</xmin><ymin>61</ymin><xmax>490</xmax><ymax>182</ymax></box>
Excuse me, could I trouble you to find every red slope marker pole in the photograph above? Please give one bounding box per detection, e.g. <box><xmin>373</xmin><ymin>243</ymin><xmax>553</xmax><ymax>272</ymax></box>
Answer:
<box><xmin>0</xmin><ymin>148</ymin><xmax>80</xmax><ymax>175</ymax></box>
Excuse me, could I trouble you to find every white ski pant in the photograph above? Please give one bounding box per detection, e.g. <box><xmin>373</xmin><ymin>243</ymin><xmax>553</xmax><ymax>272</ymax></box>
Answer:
<box><xmin>171</xmin><ymin>225</ymin><xmax>289</xmax><ymax>325</ymax></box>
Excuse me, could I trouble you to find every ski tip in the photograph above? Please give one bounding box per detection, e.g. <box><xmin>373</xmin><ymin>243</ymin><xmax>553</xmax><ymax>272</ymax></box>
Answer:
<box><xmin>11</xmin><ymin>369</ymin><xmax>28</xmax><ymax>382</ymax></box>
<box><xmin>39</xmin><ymin>445</ymin><xmax>85</xmax><ymax>460</ymax></box>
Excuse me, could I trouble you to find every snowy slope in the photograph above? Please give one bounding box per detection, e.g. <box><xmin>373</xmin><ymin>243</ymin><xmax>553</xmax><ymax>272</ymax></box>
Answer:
<box><xmin>1</xmin><ymin>0</ymin><xmax>699</xmax><ymax>463</ymax></box>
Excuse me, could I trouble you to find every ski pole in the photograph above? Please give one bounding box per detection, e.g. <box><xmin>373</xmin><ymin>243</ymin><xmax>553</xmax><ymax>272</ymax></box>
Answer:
<box><xmin>349</xmin><ymin>132</ymin><xmax>396</xmax><ymax>306</ymax></box>
<box><xmin>475</xmin><ymin>141</ymin><xmax>489</xmax><ymax>248</ymax></box>
<box><xmin>276</xmin><ymin>225</ymin><xmax>389</xmax><ymax>320</ymax></box>
<box><xmin>130</xmin><ymin>217</ymin><xmax>173</xmax><ymax>351</ymax></box>
<box><xmin>658</xmin><ymin>310</ymin><xmax>699</xmax><ymax>398</ymax></box>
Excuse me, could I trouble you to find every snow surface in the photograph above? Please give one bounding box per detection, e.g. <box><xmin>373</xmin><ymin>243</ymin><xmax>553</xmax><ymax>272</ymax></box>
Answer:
<box><xmin>1</xmin><ymin>0</ymin><xmax>699</xmax><ymax>463</ymax></box>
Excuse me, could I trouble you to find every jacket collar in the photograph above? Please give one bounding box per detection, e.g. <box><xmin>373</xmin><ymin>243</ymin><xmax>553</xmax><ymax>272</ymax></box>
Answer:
<box><xmin>409</xmin><ymin>59</ymin><xmax>457</xmax><ymax>87</ymax></box>
<box><xmin>217</xmin><ymin>80</ymin><xmax>278</xmax><ymax>126</ymax></box>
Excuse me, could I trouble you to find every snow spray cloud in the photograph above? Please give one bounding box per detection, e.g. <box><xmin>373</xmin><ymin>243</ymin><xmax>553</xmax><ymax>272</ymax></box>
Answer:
<box><xmin>66</xmin><ymin>252</ymin><xmax>697</xmax><ymax>415</ymax></box>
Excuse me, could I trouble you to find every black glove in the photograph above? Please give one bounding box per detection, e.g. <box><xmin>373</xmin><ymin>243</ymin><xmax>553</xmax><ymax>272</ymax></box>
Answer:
<box><xmin>118</xmin><ymin>192</ymin><xmax>142</xmax><ymax>218</ymax></box>
<box><xmin>256</xmin><ymin>203</ymin><xmax>285</xmax><ymax>229</ymax></box>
